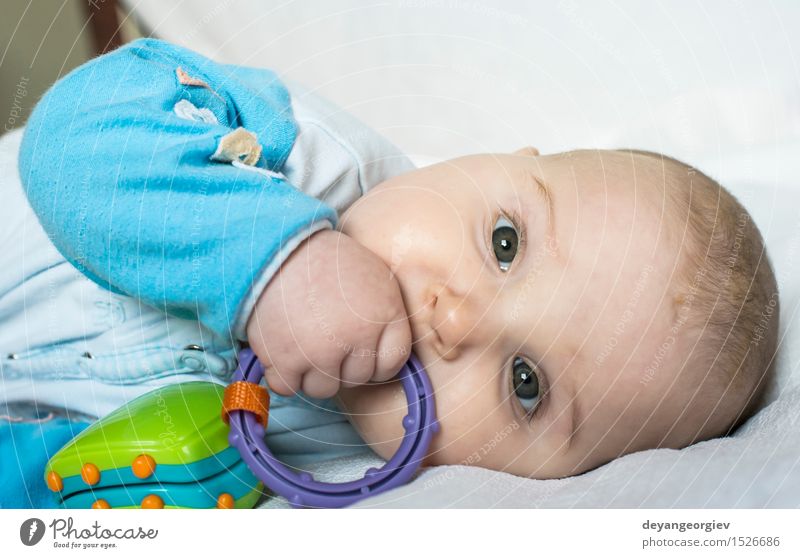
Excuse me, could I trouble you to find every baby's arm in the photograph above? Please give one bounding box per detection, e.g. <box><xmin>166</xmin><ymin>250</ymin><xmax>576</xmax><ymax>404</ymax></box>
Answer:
<box><xmin>18</xmin><ymin>39</ymin><xmax>410</xmax><ymax>395</ymax></box>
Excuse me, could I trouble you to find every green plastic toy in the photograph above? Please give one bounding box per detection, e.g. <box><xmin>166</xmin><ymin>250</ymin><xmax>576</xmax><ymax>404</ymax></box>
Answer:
<box><xmin>44</xmin><ymin>382</ymin><xmax>263</xmax><ymax>509</ymax></box>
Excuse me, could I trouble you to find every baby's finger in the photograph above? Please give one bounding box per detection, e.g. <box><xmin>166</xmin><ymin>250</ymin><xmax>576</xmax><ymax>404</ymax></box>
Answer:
<box><xmin>372</xmin><ymin>318</ymin><xmax>412</xmax><ymax>382</ymax></box>
<box><xmin>301</xmin><ymin>368</ymin><xmax>341</xmax><ymax>399</ymax></box>
<box><xmin>264</xmin><ymin>364</ymin><xmax>303</xmax><ymax>396</ymax></box>
<box><xmin>339</xmin><ymin>348</ymin><xmax>377</xmax><ymax>387</ymax></box>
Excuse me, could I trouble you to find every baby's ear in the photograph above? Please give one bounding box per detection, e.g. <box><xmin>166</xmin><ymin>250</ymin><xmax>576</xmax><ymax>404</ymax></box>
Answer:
<box><xmin>512</xmin><ymin>146</ymin><xmax>540</xmax><ymax>157</ymax></box>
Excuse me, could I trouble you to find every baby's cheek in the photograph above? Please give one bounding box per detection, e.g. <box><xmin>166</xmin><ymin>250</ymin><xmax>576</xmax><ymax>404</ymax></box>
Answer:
<box><xmin>424</xmin><ymin>412</ymin><xmax>509</xmax><ymax>467</ymax></box>
<box><xmin>335</xmin><ymin>381</ymin><xmax>407</xmax><ymax>459</ymax></box>
<box><xmin>336</xmin><ymin>366</ymin><xmax>528</xmax><ymax>469</ymax></box>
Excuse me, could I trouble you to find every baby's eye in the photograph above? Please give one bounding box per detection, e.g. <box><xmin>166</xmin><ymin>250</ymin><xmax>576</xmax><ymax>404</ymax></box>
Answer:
<box><xmin>511</xmin><ymin>356</ymin><xmax>541</xmax><ymax>413</ymax></box>
<box><xmin>492</xmin><ymin>215</ymin><xmax>519</xmax><ymax>271</ymax></box>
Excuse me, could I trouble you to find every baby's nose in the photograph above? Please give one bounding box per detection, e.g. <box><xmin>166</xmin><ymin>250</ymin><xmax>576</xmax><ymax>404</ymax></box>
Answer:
<box><xmin>428</xmin><ymin>283</ymin><xmax>488</xmax><ymax>361</ymax></box>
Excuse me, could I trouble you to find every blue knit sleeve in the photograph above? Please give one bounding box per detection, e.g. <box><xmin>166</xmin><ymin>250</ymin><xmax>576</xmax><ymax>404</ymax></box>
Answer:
<box><xmin>18</xmin><ymin>39</ymin><xmax>338</xmax><ymax>343</ymax></box>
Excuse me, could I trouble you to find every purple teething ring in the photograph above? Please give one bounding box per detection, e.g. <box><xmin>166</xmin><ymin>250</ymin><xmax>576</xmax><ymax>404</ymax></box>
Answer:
<box><xmin>227</xmin><ymin>349</ymin><xmax>439</xmax><ymax>508</ymax></box>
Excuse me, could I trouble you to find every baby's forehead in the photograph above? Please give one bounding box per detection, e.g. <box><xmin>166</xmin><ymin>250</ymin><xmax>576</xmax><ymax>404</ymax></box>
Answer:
<box><xmin>562</xmin><ymin>149</ymin><xmax>672</xmax><ymax>188</ymax></box>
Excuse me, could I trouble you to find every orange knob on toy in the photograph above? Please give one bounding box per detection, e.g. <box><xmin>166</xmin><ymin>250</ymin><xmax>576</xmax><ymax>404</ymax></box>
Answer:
<box><xmin>222</xmin><ymin>381</ymin><xmax>269</xmax><ymax>428</ymax></box>
<box><xmin>216</xmin><ymin>493</ymin><xmax>235</xmax><ymax>509</ymax></box>
<box><xmin>81</xmin><ymin>463</ymin><xmax>101</xmax><ymax>486</ymax></box>
<box><xmin>91</xmin><ymin>499</ymin><xmax>111</xmax><ymax>509</ymax></box>
<box><xmin>132</xmin><ymin>454</ymin><xmax>156</xmax><ymax>479</ymax></box>
<box><xmin>46</xmin><ymin>471</ymin><xmax>63</xmax><ymax>492</ymax></box>
<box><xmin>141</xmin><ymin>494</ymin><xmax>164</xmax><ymax>509</ymax></box>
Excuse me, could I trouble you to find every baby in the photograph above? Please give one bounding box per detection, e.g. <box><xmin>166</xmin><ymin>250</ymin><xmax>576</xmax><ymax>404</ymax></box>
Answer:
<box><xmin>9</xmin><ymin>37</ymin><xmax>779</xmax><ymax>489</ymax></box>
<box><xmin>332</xmin><ymin>148</ymin><xmax>781</xmax><ymax>478</ymax></box>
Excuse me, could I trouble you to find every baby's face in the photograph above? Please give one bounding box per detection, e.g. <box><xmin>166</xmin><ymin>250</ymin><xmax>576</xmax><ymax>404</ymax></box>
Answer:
<box><xmin>336</xmin><ymin>149</ymin><xmax>692</xmax><ymax>478</ymax></box>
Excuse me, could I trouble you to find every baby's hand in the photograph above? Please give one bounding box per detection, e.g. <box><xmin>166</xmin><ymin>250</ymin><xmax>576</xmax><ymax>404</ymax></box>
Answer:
<box><xmin>245</xmin><ymin>229</ymin><xmax>412</xmax><ymax>399</ymax></box>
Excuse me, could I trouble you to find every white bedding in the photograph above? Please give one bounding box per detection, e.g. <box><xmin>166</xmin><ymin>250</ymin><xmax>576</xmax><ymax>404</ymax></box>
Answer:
<box><xmin>119</xmin><ymin>0</ymin><xmax>800</xmax><ymax>506</ymax></box>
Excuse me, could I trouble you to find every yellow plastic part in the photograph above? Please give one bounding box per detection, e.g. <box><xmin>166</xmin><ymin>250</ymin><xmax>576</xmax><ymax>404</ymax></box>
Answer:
<box><xmin>141</xmin><ymin>494</ymin><xmax>164</xmax><ymax>509</ymax></box>
<box><xmin>46</xmin><ymin>471</ymin><xmax>63</xmax><ymax>492</ymax></box>
<box><xmin>216</xmin><ymin>493</ymin><xmax>235</xmax><ymax>509</ymax></box>
<box><xmin>81</xmin><ymin>463</ymin><xmax>101</xmax><ymax>486</ymax></box>
<box><xmin>132</xmin><ymin>454</ymin><xmax>156</xmax><ymax>479</ymax></box>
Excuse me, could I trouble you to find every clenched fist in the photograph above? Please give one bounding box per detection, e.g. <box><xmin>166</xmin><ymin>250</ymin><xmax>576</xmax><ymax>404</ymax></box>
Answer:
<box><xmin>245</xmin><ymin>229</ymin><xmax>412</xmax><ymax>399</ymax></box>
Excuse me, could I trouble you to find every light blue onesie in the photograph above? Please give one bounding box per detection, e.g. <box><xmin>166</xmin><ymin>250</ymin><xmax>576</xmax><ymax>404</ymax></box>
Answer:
<box><xmin>1</xmin><ymin>38</ymin><xmax>414</xmax><ymax>507</ymax></box>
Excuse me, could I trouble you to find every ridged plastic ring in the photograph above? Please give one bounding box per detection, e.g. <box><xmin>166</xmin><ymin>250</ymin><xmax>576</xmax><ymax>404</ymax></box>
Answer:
<box><xmin>227</xmin><ymin>348</ymin><xmax>438</xmax><ymax>508</ymax></box>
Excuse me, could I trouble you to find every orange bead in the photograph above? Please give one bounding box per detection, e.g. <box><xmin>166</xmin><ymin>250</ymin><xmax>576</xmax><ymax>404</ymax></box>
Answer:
<box><xmin>46</xmin><ymin>471</ymin><xmax>63</xmax><ymax>492</ymax></box>
<box><xmin>216</xmin><ymin>493</ymin><xmax>235</xmax><ymax>509</ymax></box>
<box><xmin>81</xmin><ymin>463</ymin><xmax>101</xmax><ymax>486</ymax></box>
<box><xmin>141</xmin><ymin>494</ymin><xmax>164</xmax><ymax>509</ymax></box>
<box><xmin>132</xmin><ymin>454</ymin><xmax>156</xmax><ymax>479</ymax></box>
<box><xmin>91</xmin><ymin>499</ymin><xmax>111</xmax><ymax>509</ymax></box>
